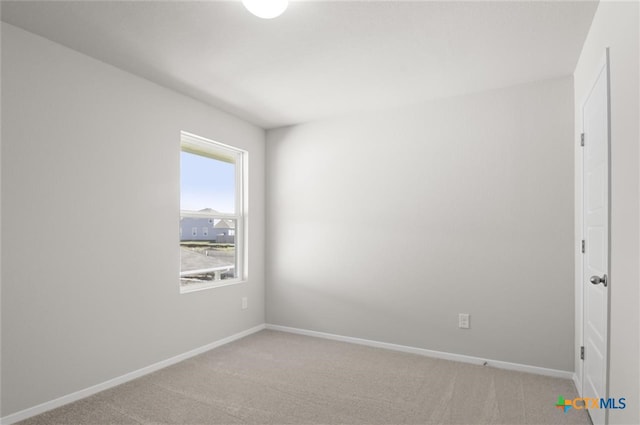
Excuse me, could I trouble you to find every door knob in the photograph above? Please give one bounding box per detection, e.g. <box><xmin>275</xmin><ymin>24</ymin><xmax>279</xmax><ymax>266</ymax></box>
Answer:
<box><xmin>590</xmin><ymin>274</ymin><xmax>608</xmax><ymax>287</ymax></box>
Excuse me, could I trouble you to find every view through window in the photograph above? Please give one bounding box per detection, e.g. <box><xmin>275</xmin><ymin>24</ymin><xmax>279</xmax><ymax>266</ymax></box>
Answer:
<box><xmin>180</xmin><ymin>132</ymin><xmax>245</xmax><ymax>291</ymax></box>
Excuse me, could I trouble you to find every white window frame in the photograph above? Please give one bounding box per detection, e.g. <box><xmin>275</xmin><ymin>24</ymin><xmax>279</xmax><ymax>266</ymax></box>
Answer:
<box><xmin>180</xmin><ymin>131</ymin><xmax>247</xmax><ymax>293</ymax></box>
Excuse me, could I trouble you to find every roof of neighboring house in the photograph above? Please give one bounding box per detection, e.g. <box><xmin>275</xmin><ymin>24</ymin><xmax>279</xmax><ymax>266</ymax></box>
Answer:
<box><xmin>180</xmin><ymin>247</ymin><xmax>234</xmax><ymax>276</ymax></box>
<box><xmin>214</xmin><ymin>219</ymin><xmax>235</xmax><ymax>229</ymax></box>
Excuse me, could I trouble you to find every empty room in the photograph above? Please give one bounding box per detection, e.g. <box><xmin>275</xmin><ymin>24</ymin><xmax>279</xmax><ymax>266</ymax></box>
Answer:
<box><xmin>1</xmin><ymin>1</ymin><xmax>638</xmax><ymax>424</ymax></box>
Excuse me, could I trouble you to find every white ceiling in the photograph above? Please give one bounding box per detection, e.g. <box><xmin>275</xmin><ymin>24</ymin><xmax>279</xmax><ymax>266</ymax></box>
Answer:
<box><xmin>1</xmin><ymin>0</ymin><xmax>598</xmax><ymax>129</ymax></box>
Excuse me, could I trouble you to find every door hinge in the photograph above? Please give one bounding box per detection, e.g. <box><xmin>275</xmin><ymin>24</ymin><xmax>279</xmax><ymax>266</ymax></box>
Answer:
<box><xmin>580</xmin><ymin>346</ymin><xmax>585</xmax><ymax>360</ymax></box>
<box><xmin>581</xmin><ymin>239</ymin><xmax>585</xmax><ymax>253</ymax></box>
<box><xmin>581</xmin><ymin>133</ymin><xmax>585</xmax><ymax>147</ymax></box>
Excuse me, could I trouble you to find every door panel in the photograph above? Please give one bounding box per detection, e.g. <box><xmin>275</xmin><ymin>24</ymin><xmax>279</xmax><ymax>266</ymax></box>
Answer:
<box><xmin>581</xmin><ymin>51</ymin><xmax>610</xmax><ymax>425</ymax></box>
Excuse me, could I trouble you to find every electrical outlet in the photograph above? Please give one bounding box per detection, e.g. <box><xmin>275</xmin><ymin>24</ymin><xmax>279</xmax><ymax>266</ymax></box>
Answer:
<box><xmin>459</xmin><ymin>313</ymin><xmax>470</xmax><ymax>329</ymax></box>
<box><xmin>241</xmin><ymin>297</ymin><xmax>248</xmax><ymax>310</ymax></box>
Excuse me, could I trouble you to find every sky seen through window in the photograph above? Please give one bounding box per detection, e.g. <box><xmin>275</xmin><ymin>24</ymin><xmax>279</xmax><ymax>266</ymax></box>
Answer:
<box><xmin>180</xmin><ymin>151</ymin><xmax>235</xmax><ymax>214</ymax></box>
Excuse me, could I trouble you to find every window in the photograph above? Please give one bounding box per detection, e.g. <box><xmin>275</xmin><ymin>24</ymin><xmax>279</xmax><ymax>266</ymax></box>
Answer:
<box><xmin>180</xmin><ymin>132</ymin><xmax>246</xmax><ymax>292</ymax></box>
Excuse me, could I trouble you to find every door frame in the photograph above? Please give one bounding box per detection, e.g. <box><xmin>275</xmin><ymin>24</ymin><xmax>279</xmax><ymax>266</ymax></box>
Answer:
<box><xmin>576</xmin><ymin>47</ymin><xmax>611</xmax><ymax>424</ymax></box>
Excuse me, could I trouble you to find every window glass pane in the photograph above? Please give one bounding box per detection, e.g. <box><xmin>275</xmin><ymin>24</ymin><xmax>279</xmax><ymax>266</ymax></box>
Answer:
<box><xmin>180</xmin><ymin>151</ymin><xmax>235</xmax><ymax>214</ymax></box>
<box><xmin>180</xmin><ymin>218</ymin><xmax>237</xmax><ymax>288</ymax></box>
<box><xmin>179</xmin><ymin>133</ymin><xmax>244</xmax><ymax>292</ymax></box>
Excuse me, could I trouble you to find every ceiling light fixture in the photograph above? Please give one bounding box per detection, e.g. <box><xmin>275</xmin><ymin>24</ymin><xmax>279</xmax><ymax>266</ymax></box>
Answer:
<box><xmin>242</xmin><ymin>0</ymin><xmax>288</xmax><ymax>19</ymax></box>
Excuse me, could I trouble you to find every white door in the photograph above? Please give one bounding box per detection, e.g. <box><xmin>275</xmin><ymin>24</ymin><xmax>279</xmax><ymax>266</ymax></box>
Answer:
<box><xmin>582</xmin><ymin>50</ymin><xmax>610</xmax><ymax>425</ymax></box>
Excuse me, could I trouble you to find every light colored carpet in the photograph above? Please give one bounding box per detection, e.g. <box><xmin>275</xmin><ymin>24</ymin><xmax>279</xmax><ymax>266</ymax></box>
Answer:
<box><xmin>17</xmin><ymin>330</ymin><xmax>591</xmax><ymax>425</ymax></box>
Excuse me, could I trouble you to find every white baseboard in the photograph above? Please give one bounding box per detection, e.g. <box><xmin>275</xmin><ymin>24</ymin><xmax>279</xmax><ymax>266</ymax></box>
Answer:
<box><xmin>0</xmin><ymin>324</ymin><xmax>266</xmax><ymax>425</ymax></box>
<box><xmin>266</xmin><ymin>324</ymin><xmax>574</xmax><ymax>380</ymax></box>
<box><xmin>572</xmin><ymin>373</ymin><xmax>582</xmax><ymax>396</ymax></box>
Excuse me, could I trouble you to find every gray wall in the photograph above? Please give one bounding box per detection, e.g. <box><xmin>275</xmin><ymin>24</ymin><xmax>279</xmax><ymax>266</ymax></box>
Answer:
<box><xmin>1</xmin><ymin>23</ymin><xmax>265</xmax><ymax>416</ymax></box>
<box><xmin>573</xmin><ymin>2</ymin><xmax>639</xmax><ymax>424</ymax></box>
<box><xmin>266</xmin><ymin>77</ymin><xmax>575</xmax><ymax>371</ymax></box>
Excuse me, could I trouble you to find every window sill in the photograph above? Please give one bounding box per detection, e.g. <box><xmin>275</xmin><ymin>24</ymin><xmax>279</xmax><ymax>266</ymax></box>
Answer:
<box><xmin>180</xmin><ymin>278</ymin><xmax>246</xmax><ymax>294</ymax></box>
